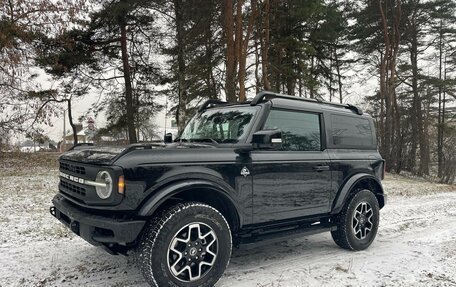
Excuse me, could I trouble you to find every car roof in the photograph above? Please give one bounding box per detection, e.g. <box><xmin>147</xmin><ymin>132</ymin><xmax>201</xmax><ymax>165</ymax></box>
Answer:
<box><xmin>269</xmin><ymin>98</ymin><xmax>372</xmax><ymax>118</ymax></box>
<box><xmin>198</xmin><ymin>91</ymin><xmax>371</xmax><ymax>118</ymax></box>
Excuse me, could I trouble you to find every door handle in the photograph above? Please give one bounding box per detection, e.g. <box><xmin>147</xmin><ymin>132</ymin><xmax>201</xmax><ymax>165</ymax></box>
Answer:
<box><xmin>313</xmin><ymin>165</ymin><xmax>330</xmax><ymax>172</ymax></box>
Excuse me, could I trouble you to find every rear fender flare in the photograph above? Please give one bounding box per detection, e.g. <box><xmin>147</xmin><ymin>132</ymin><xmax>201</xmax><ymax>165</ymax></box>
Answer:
<box><xmin>331</xmin><ymin>173</ymin><xmax>384</xmax><ymax>214</ymax></box>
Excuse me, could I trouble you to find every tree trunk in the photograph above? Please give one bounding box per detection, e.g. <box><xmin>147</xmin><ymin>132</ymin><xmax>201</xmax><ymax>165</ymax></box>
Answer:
<box><xmin>260</xmin><ymin>0</ymin><xmax>271</xmax><ymax>91</ymax></box>
<box><xmin>309</xmin><ymin>56</ymin><xmax>315</xmax><ymax>98</ymax></box>
<box><xmin>378</xmin><ymin>0</ymin><xmax>391</xmax><ymax>168</ymax></box>
<box><xmin>437</xmin><ymin>19</ymin><xmax>444</xmax><ymax>178</ymax></box>
<box><xmin>334</xmin><ymin>47</ymin><xmax>343</xmax><ymax>104</ymax></box>
<box><xmin>67</xmin><ymin>99</ymin><xmax>78</xmax><ymax>146</ymax></box>
<box><xmin>204</xmin><ymin>11</ymin><xmax>217</xmax><ymax>100</ymax></box>
<box><xmin>419</xmin><ymin>94</ymin><xmax>431</xmax><ymax>175</ymax></box>
<box><xmin>254</xmin><ymin>36</ymin><xmax>261</xmax><ymax>93</ymax></box>
<box><xmin>377</xmin><ymin>0</ymin><xmax>402</xmax><ymax>172</ymax></box>
<box><xmin>119</xmin><ymin>19</ymin><xmax>137</xmax><ymax>144</ymax></box>
<box><xmin>174</xmin><ymin>0</ymin><xmax>188</xmax><ymax>132</ymax></box>
<box><xmin>441</xmin><ymin>53</ymin><xmax>447</xmax><ymax>178</ymax></box>
<box><xmin>391</xmin><ymin>0</ymin><xmax>402</xmax><ymax>172</ymax></box>
<box><xmin>408</xmin><ymin>15</ymin><xmax>419</xmax><ymax>173</ymax></box>
<box><xmin>223</xmin><ymin>0</ymin><xmax>237</xmax><ymax>102</ymax></box>
<box><xmin>238</xmin><ymin>0</ymin><xmax>258</xmax><ymax>102</ymax></box>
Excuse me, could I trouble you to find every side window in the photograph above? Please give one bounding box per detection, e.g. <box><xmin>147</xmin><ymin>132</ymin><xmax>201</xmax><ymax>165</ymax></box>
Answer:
<box><xmin>331</xmin><ymin>115</ymin><xmax>373</xmax><ymax>148</ymax></box>
<box><xmin>263</xmin><ymin>110</ymin><xmax>321</xmax><ymax>151</ymax></box>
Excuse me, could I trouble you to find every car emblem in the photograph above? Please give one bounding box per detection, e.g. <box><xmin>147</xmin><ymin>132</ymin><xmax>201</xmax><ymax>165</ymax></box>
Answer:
<box><xmin>240</xmin><ymin>167</ymin><xmax>250</xmax><ymax>177</ymax></box>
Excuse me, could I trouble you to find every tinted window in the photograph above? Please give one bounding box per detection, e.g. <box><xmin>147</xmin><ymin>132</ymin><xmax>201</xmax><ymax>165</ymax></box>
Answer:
<box><xmin>264</xmin><ymin>110</ymin><xmax>321</xmax><ymax>151</ymax></box>
<box><xmin>331</xmin><ymin>115</ymin><xmax>373</xmax><ymax>147</ymax></box>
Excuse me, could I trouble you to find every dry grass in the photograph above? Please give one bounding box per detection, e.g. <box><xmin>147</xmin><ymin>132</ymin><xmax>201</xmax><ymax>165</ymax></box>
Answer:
<box><xmin>383</xmin><ymin>173</ymin><xmax>455</xmax><ymax>196</ymax></box>
<box><xmin>0</xmin><ymin>152</ymin><xmax>59</xmax><ymax>176</ymax></box>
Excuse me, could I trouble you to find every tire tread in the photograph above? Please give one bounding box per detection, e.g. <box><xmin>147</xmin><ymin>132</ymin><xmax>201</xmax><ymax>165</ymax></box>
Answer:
<box><xmin>136</xmin><ymin>202</ymin><xmax>232</xmax><ymax>287</ymax></box>
<box><xmin>331</xmin><ymin>189</ymin><xmax>379</xmax><ymax>251</ymax></box>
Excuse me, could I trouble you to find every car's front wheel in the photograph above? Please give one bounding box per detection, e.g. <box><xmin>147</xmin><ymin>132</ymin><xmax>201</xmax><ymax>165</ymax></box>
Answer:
<box><xmin>331</xmin><ymin>189</ymin><xmax>380</xmax><ymax>251</ymax></box>
<box><xmin>136</xmin><ymin>202</ymin><xmax>232</xmax><ymax>287</ymax></box>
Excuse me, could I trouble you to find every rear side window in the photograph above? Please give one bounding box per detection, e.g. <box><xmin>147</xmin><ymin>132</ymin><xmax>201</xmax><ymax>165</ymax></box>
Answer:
<box><xmin>264</xmin><ymin>110</ymin><xmax>321</xmax><ymax>151</ymax></box>
<box><xmin>331</xmin><ymin>115</ymin><xmax>373</xmax><ymax>148</ymax></box>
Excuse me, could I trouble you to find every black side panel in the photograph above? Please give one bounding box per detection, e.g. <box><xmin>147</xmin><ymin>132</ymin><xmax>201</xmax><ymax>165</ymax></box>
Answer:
<box><xmin>327</xmin><ymin>149</ymin><xmax>384</xmax><ymax>211</ymax></box>
<box><xmin>251</xmin><ymin>151</ymin><xmax>332</xmax><ymax>223</ymax></box>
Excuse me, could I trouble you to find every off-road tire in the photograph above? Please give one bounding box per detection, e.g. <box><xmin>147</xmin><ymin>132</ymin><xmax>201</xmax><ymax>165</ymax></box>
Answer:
<box><xmin>331</xmin><ymin>189</ymin><xmax>380</xmax><ymax>251</ymax></box>
<box><xmin>136</xmin><ymin>202</ymin><xmax>232</xmax><ymax>287</ymax></box>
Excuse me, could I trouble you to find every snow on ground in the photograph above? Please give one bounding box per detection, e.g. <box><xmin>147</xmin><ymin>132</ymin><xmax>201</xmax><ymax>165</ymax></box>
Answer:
<box><xmin>0</xmin><ymin>156</ymin><xmax>455</xmax><ymax>287</ymax></box>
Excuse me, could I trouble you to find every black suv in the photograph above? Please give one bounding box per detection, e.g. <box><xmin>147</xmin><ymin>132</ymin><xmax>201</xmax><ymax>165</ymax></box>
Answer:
<box><xmin>51</xmin><ymin>91</ymin><xmax>386</xmax><ymax>287</ymax></box>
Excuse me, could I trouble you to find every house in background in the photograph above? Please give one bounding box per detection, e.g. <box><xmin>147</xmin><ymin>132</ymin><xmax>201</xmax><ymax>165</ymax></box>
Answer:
<box><xmin>64</xmin><ymin>124</ymin><xmax>90</xmax><ymax>144</ymax></box>
<box><xmin>60</xmin><ymin>124</ymin><xmax>94</xmax><ymax>151</ymax></box>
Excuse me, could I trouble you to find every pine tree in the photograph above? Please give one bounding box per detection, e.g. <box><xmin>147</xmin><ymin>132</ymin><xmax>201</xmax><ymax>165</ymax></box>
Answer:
<box><xmin>427</xmin><ymin>0</ymin><xmax>456</xmax><ymax>178</ymax></box>
<box><xmin>162</xmin><ymin>0</ymin><xmax>224</xmax><ymax>131</ymax></box>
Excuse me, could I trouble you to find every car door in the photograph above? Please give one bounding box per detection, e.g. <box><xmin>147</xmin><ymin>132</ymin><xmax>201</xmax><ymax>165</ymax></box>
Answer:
<box><xmin>251</xmin><ymin>109</ymin><xmax>332</xmax><ymax>223</ymax></box>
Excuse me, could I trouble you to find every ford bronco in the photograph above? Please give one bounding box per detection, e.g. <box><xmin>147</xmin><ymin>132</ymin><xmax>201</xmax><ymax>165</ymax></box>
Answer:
<box><xmin>50</xmin><ymin>91</ymin><xmax>386</xmax><ymax>286</ymax></box>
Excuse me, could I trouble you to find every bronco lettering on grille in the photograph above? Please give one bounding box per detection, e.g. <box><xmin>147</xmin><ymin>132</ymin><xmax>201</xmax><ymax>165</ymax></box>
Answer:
<box><xmin>60</xmin><ymin>172</ymin><xmax>85</xmax><ymax>184</ymax></box>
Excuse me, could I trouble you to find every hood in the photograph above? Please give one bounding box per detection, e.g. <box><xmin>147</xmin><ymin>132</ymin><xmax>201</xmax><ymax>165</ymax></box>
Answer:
<box><xmin>60</xmin><ymin>142</ymin><xmax>215</xmax><ymax>165</ymax></box>
<box><xmin>60</xmin><ymin>146</ymin><xmax>127</xmax><ymax>165</ymax></box>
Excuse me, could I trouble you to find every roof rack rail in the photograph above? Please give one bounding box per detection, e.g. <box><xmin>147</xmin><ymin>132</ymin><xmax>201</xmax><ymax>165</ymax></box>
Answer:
<box><xmin>198</xmin><ymin>99</ymin><xmax>228</xmax><ymax>112</ymax></box>
<box><xmin>250</xmin><ymin>91</ymin><xmax>363</xmax><ymax>115</ymax></box>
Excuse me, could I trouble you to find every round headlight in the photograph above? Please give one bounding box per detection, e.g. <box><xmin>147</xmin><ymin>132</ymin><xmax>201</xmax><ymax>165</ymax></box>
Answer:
<box><xmin>95</xmin><ymin>171</ymin><xmax>113</xmax><ymax>199</ymax></box>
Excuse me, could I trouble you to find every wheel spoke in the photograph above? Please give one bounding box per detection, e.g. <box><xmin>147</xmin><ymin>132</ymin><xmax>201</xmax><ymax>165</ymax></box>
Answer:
<box><xmin>174</xmin><ymin>265</ymin><xmax>190</xmax><ymax>276</ymax></box>
<box><xmin>188</xmin><ymin>265</ymin><xmax>201</xmax><ymax>281</ymax></box>
<box><xmin>353</xmin><ymin>217</ymin><xmax>359</xmax><ymax>231</ymax></box>
<box><xmin>205</xmin><ymin>233</ymin><xmax>216</xmax><ymax>246</ymax></box>
<box><xmin>175</xmin><ymin>237</ymin><xmax>189</xmax><ymax>244</ymax></box>
<box><xmin>200</xmin><ymin>229</ymin><xmax>215</xmax><ymax>240</ymax></box>
<box><xmin>170</xmin><ymin>244</ymin><xmax>183</xmax><ymax>258</ymax></box>
<box><xmin>354</xmin><ymin>209</ymin><xmax>362</xmax><ymax>218</ymax></box>
<box><xmin>200</xmin><ymin>261</ymin><xmax>214</xmax><ymax>268</ymax></box>
<box><xmin>198</xmin><ymin>261</ymin><xmax>213</xmax><ymax>279</ymax></box>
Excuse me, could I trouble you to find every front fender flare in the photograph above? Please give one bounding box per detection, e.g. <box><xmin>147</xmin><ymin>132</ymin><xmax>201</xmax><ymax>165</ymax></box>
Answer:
<box><xmin>331</xmin><ymin>173</ymin><xmax>384</xmax><ymax>214</ymax></box>
<box><xmin>137</xmin><ymin>179</ymin><xmax>243</xmax><ymax>225</ymax></box>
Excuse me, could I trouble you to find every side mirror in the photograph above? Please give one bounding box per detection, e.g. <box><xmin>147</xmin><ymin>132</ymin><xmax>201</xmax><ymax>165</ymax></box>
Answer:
<box><xmin>252</xmin><ymin>129</ymin><xmax>282</xmax><ymax>149</ymax></box>
<box><xmin>164</xmin><ymin>133</ymin><xmax>173</xmax><ymax>143</ymax></box>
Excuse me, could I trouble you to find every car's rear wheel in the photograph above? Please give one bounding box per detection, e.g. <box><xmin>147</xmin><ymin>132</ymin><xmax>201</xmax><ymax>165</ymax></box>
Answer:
<box><xmin>136</xmin><ymin>202</ymin><xmax>232</xmax><ymax>287</ymax></box>
<box><xmin>331</xmin><ymin>189</ymin><xmax>380</xmax><ymax>251</ymax></box>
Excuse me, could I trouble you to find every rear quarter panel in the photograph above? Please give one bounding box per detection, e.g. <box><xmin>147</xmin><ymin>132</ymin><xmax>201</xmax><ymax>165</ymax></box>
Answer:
<box><xmin>323</xmin><ymin>109</ymin><xmax>383</xmax><ymax>209</ymax></box>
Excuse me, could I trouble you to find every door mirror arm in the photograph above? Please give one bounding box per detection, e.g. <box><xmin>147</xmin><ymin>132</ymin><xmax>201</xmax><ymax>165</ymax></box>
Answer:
<box><xmin>164</xmin><ymin>133</ymin><xmax>173</xmax><ymax>143</ymax></box>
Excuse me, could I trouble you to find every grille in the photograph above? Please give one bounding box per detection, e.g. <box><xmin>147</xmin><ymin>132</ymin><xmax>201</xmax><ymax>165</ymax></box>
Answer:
<box><xmin>60</xmin><ymin>162</ymin><xmax>86</xmax><ymax>175</ymax></box>
<box><xmin>60</xmin><ymin>180</ymin><xmax>86</xmax><ymax>196</ymax></box>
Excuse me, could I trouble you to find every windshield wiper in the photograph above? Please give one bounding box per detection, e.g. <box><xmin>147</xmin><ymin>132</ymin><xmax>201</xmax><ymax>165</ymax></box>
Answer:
<box><xmin>187</xmin><ymin>138</ymin><xmax>219</xmax><ymax>144</ymax></box>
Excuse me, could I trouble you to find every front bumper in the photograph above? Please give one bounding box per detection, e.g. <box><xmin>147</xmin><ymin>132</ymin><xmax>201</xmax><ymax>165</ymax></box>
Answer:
<box><xmin>50</xmin><ymin>194</ymin><xmax>145</xmax><ymax>247</ymax></box>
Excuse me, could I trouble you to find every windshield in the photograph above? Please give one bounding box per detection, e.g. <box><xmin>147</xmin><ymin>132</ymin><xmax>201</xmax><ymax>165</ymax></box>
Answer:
<box><xmin>180</xmin><ymin>106</ymin><xmax>259</xmax><ymax>143</ymax></box>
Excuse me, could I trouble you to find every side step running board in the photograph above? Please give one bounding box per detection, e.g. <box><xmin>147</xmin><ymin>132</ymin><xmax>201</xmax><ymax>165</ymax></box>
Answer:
<box><xmin>237</xmin><ymin>224</ymin><xmax>336</xmax><ymax>249</ymax></box>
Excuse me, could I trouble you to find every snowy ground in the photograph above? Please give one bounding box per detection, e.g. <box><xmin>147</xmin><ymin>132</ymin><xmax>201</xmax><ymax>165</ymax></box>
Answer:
<box><xmin>1</xmin><ymin>154</ymin><xmax>455</xmax><ymax>287</ymax></box>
